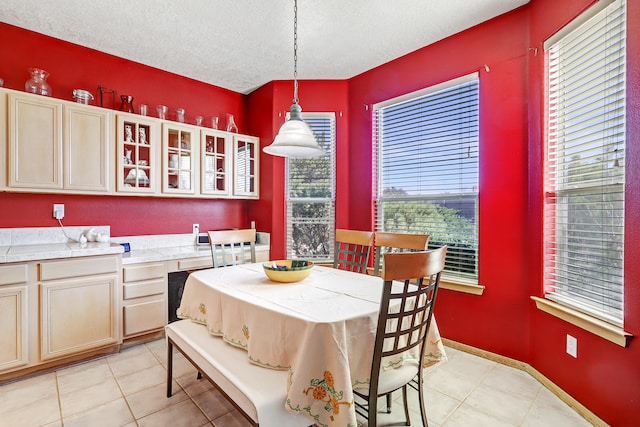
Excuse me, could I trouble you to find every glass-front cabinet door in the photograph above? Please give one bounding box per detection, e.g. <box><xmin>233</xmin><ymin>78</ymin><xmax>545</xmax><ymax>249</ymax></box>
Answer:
<box><xmin>116</xmin><ymin>114</ymin><xmax>158</xmax><ymax>193</ymax></box>
<box><xmin>232</xmin><ymin>134</ymin><xmax>259</xmax><ymax>199</ymax></box>
<box><xmin>162</xmin><ymin>123</ymin><xmax>197</xmax><ymax>194</ymax></box>
<box><xmin>201</xmin><ymin>129</ymin><xmax>231</xmax><ymax>197</ymax></box>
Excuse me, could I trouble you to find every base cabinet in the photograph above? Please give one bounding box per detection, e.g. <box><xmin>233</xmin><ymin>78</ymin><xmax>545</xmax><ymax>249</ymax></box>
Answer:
<box><xmin>0</xmin><ymin>255</ymin><xmax>121</xmax><ymax>380</ymax></box>
<box><xmin>39</xmin><ymin>256</ymin><xmax>120</xmax><ymax>361</ymax></box>
<box><xmin>121</xmin><ymin>262</ymin><xmax>167</xmax><ymax>340</ymax></box>
<box><xmin>0</xmin><ymin>264</ymin><xmax>29</xmax><ymax>372</ymax></box>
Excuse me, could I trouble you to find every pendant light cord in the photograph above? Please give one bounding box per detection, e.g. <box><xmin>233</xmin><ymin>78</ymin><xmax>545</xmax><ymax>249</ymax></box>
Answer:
<box><xmin>293</xmin><ymin>0</ymin><xmax>299</xmax><ymax>104</ymax></box>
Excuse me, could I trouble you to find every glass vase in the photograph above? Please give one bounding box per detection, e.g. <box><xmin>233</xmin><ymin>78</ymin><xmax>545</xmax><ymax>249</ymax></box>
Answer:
<box><xmin>120</xmin><ymin>95</ymin><xmax>134</xmax><ymax>113</ymax></box>
<box><xmin>25</xmin><ymin>68</ymin><xmax>52</xmax><ymax>96</ymax></box>
<box><xmin>226</xmin><ymin>113</ymin><xmax>238</xmax><ymax>133</ymax></box>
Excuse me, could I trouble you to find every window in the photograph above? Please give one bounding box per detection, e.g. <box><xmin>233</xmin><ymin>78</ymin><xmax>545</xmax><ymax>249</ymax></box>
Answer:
<box><xmin>286</xmin><ymin>113</ymin><xmax>336</xmax><ymax>261</ymax></box>
<box><xmin>544</xmin><ymin>0</ymin><xmax>626</xmax><ymax>326</ymax></box>
<box><xmin>374</xmin><ymin>74</ymin><xmax>479</xmax><ymax>283</ymax></box>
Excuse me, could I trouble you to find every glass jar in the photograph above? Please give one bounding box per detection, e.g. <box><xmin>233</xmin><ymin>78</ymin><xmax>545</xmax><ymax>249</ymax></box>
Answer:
<box><xmin>25</xmin><ymin>68</ymin><xmax>52</xmax><ymax>96</ymax></box>
<box><xmin>72</xmin><ymin>89</ymin><xmax>94</xmax><ymax>104</ymax></box>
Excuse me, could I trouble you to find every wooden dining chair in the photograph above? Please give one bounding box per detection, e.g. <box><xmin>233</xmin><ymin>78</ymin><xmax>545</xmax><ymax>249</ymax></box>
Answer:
<box><xmin>353</xmin><ymin>246</ymin><xmax>447</xmax><ymax>427</ymax></box>
<box><xmin>370</xmin><ymin>231</ymin><xmax>430</xmax><ymax>276</ymax></box>
<box><xmin>332</xmin><ymin>229</ymin><xmax>374</xmax><ymax>273</ymax></box>
<box><xmin>208</xmin><ymin>229</ymin><xmax>256</xmax><ymax>268</ymax></box>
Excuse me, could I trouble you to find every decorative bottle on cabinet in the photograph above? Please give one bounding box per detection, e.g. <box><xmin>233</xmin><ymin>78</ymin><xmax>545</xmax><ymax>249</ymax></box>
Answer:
<box><xmin>25</xmin><ymin>68</ymin><xmax>52</xmax><ymax>96</ymax></box>
<box><xmin>226</xmin><ymin>113</ymin><xmax>238</xmax><ymax>133</ymax></box>
<box><xmin>120</xmin><ymin>95</ymin><xmax>134</xmax><ymax>113</ymax></box>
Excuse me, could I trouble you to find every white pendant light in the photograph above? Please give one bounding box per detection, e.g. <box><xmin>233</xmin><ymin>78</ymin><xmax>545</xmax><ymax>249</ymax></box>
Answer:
<box><xmin>263</xmin><ymin>0</ymin><xmax>325</xmax><ymax>158</ymax></box>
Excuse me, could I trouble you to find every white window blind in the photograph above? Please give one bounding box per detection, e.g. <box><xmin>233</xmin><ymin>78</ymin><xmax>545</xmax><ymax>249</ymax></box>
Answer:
<box><xmin>374</xmin><ymin>74</ymin><xmax>479</xmax><ymax>282</ymax></box>
<box><xmin>286</xmin><ymin>113</ymin><xmax>336</xmax><ymax>261</ymax></box>
<box><xmin>544</xmin><ymin>0</ymin><xmax>626</xmax><ymax>325</ymax></box>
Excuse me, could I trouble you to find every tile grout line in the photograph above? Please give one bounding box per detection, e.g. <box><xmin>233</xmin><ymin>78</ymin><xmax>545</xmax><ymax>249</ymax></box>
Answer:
<box><xmin>518</xmin><ymin>385</ymin><xmax>545</xmax><ymax>427</ymax></box>
<box><xmin>54</xmin><ymin>370</ymin><xmax>64</xmax><ymax>427</ymax></box>
<box><xmin>444</xmin><ymin>357</ymin><xmax>498</xmax><ymax>425</ymax></box>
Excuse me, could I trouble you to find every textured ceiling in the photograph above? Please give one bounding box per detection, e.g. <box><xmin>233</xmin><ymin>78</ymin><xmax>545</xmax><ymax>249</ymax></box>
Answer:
<box><xmin>0</xmin><ymin>0</ymin><xmax>529</xmax><ymax>94</ymax></box>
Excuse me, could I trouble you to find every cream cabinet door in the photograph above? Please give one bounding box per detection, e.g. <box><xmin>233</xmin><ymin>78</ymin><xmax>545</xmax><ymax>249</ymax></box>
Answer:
<box><xmin>0</xmin><ymin>285</ymin><xmax>28</xmax><ymax>372</ymax></box>
<box><xmin>64</xmin><ymin>105</ymin><xmax>112</xmax><ymax>192</ymax></box>
<box><xmin>8</xmin><ymin>93</ymin><xmax>63</xmax><ymax>189</ymax></box>
<box><xmin>116</xmin><ymin>113</ymin><xmax>159</xmax><ymax>194</ymax></box>
<box><xmin>162</xmin><ymin>122</ymin><xmax>198</xmax><ymax>195</ymax></box>
<box><xmin>201</xmin><ymin>129</ymin><xmax>232</xmax><ymax>196</ymax></box>
<box><xmin>232</xmin><ymin>134</ymin><xmax>259</xmax><ymax>198</ymax></box>
<box><xmin>40</xmin><ymin>274</ymin><xmax>119</xmax><ymax>361</ymax></box>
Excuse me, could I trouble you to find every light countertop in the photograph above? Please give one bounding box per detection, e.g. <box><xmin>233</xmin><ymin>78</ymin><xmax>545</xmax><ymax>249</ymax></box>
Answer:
<box><xmin>0</xmin><ymin>242</ymin><xmax>124</xmax><ymax>263</ymax></box>
<box><xmin>0</xmin><ymin>227</ymin><xmax>269</xmax><ymax>265</ymax></box>
<box><xmin>121</xmin><ymin>243</ymin><xmax>269</xmax><ymax>265</ymax></box>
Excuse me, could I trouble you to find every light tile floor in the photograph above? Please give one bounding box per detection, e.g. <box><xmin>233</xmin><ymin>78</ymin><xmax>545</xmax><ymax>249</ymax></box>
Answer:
<box><xmin>0</xmin><ymin>340</ymin><xmax>595</xmax><ymax>427</ymax></box>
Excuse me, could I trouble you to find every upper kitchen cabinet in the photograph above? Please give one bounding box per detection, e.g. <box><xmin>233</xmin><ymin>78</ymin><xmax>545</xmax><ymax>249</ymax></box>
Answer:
<box><xmin>64</xmin><ymin>104</ymin><xmax>112</xmax><ymax>192</ymax></box>
<box><xmin>232</xmin><ymin>134</ymin><xmax>259</xmax><ymax>199</ymax></box>
<box><xmin>5</xmin><ymin>89</ymin><xmax>113</xmax><ymax>194</ymax></box>
<box><xmin>201</xmin><ymin>129</ymin><xmax>232</xmax><ymax>197</ymax></box>
<box><xmin>7</xmin><ymin>92</ymin><xmax>63</xmax><ymax>190</ymax></box>
<box><xmin>1</xmin><ymin>88</ymin><xmax>260</xmax><ymax>199</ymax></box>
<box><xmin>162</xmin><ymin>122</ymin><xmax>198</xmax><ymax>195</ymax></box>
<box><xmin>116</xmin><ymin>113</ymin><xmax>159</xmax><ymax>194</ymax></box>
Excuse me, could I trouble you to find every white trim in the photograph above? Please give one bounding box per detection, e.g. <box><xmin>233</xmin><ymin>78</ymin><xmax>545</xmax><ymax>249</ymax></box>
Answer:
<box><xmin>372</xmin><ymin>72</ymin><xmax>479</xmax><ymax>110</ymax></box>
<box><xmin>544</xmin><ymin>0</ymin><xmax>617</xmax><ymax>49</ymax></box>
<box><xmin>531</xmin><ymin>296</ymin><xmax>632</xmax><ymax>347</ymax></box>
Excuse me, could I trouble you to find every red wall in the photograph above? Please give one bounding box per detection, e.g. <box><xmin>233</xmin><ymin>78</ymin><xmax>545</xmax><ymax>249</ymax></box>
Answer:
<box><xmin>2</xmin><ymin>2</ymin><xmax>639</xmax><ymax>423</ymax></box>
<box><xmin>349</xmin><ymin>6</ymin><xmax>531</xmax><ymax>359</ymax></box>
<box><xmin>526</xmin><ymin>0</ymin><xmax>640</xmax><ymax>425</ymax></box>
<box><xmin>347</xmin><ymin>1</ymin><xmax>639</xmax><ymax>425</ymax></box>
<box><xmin>0</xmin><ymin>23</ymin><xmax>253</xmax><ymax>236</ymax></box>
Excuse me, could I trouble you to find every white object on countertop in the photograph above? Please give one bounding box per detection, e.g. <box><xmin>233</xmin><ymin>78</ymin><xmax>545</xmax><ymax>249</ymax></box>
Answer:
<box><xmin>85</xmin><ymin>228</ymin><xmax>97</xmax><ymax>242</ymax></box>
<box><xmin>96</xmin><ymin>233</ymin><xmax>110</xmax><ymax>243</ymax></box>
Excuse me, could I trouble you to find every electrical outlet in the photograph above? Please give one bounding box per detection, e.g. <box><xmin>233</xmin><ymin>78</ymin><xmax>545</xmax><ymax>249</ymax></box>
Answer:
<box><xmin>566</xmin><ymin>334</ymin><xmax>577</xmax><ymax>358</ymax></box>
<box><xmin>53</xmin><ymin>204</ymin><xmax>65</xmax><ymax>220</ymax></box>
<box><xmin>193</xmin><ymin>224</ymin><xmax>200</xmax><ymax>234</ymax></box>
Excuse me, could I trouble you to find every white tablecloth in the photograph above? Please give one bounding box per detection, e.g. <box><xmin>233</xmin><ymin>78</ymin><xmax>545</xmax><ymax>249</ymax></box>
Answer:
<box><xmin>178</xmin><ymin>263</ymin><xmax>447</xmax><ymax>427</ymax></box>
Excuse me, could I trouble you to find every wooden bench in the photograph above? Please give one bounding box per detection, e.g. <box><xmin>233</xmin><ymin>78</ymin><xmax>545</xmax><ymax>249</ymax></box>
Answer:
<box><xmin>165</xmin><ymin>319</ymin><xmax>311</xmax><ymax>427</ymax></box>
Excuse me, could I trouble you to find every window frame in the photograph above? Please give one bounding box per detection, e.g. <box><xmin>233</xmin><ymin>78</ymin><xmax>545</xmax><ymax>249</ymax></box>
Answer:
<box><xmin>542</xmin><ymin>0</ymin><xmax>626</xmax><ymax>327</ymax></box>
<box><xmin>285</xmin><ymin>112</ymin><xmax>337</xmax><ymax>262</ymax></box>
<box><xmin>373</xmin><ymin>73</ymin><xmax>480</xmax><ymax>285</ymax></box>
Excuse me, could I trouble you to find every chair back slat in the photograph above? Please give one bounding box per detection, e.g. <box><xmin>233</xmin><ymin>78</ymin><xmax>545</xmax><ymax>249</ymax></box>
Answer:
<box><xmin>333</xmin><ymin>229</ymin><xmax>374</xmax><ymax>273</ymax></box>
<box><xmin>208</xmin><ymin>229</ymin><xmax>256</xmax><ymax>268</ymax></box>
<box><xmin>372</xmin><ymin>232</ymin><xmax>429</xmax><ymax>277</ymax></box>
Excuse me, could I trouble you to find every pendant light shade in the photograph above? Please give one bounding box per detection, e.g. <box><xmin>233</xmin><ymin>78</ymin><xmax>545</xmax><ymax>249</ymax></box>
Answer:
<box><xmin>262</xmin><ymin>0</ymin><xmax>325</xmax><ymax>158</ymax></box>
<box><xmin>263</xmin><ymin>103</ymin><xmax>325</xmax><ymax>158</ymax></box>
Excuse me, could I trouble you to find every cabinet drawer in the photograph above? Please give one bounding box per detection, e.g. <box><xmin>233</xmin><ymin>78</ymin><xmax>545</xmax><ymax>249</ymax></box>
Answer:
<box><xmin>177</xmin><ymin>257</ymin><xmax>212</xmax><ymax>271</ymax></box>
<box><xmin>40</xmin><ymin>256</ymin><xmax>119</xmax><ymax>281</ymax></box>
<box><xmin>123</xmin><ymin>263</ymin><xmax>165</xmax><ymax>282</ymax></box>
<box><xmin>123</xmin><ymin>300</ymin><xmax>165</xmax><ymax>336</ymax></box>
<box><xmin>123</xmin><ymin>278</ymin><xmax>165</xmax><ymax>300</ymax></box>
<box><xmin>0</xmin><ymin>264</ymin><xmax>28</xmax><ymax>285</ymax></box>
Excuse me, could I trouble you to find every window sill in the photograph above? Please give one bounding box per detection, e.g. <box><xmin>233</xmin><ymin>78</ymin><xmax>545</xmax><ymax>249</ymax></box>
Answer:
<box><xmin>531</xmin><ymin>296</ymin><xmax>632</xmax><ymax>347</ymax></box>
<box><xmin>440</xmin><ymin>279</ymin><xmax>484</xmax><ymax>295</ymax></box>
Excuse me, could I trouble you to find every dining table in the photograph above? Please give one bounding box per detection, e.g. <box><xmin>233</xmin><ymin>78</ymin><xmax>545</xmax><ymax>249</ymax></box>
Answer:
<box><xmin>177</xmin><ymin>262</ymin><xmax>447</xmax><ymax>427</ymax></box>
